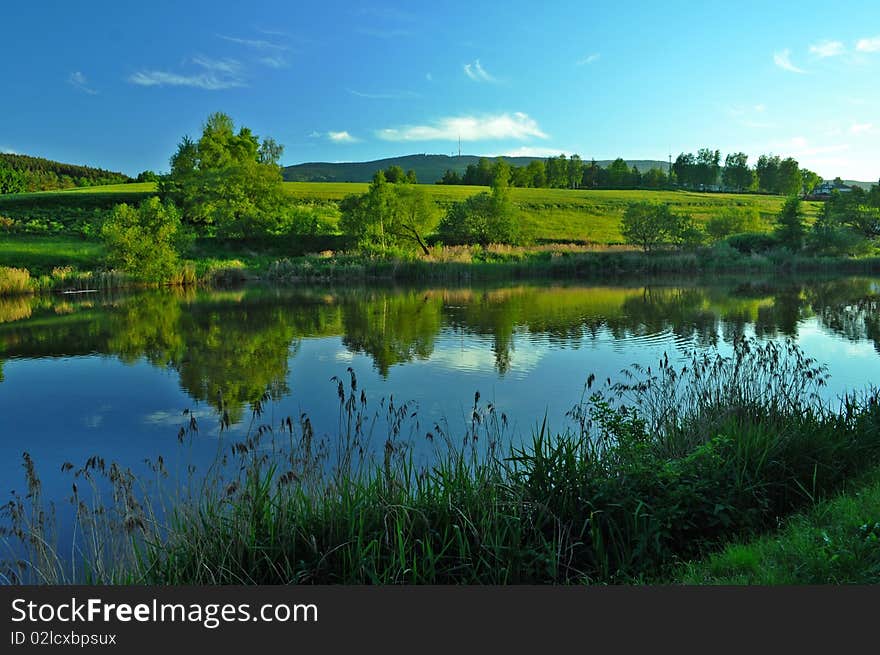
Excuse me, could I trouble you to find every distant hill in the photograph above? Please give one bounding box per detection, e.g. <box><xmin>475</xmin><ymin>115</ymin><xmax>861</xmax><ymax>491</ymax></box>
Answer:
<box><xmin>0</xmin><ymin>153</ymin><xmax>130</xmax><ymax>193</ymax></box>
<box><xmin>283</xmin><ymin>154</ymin><xmax>670</xmax><ymax>184</ymax></box>
<box><xmin>843</xmin><ymin>179</ymin><xmax>877</xmax><ymax>190</ymax></box>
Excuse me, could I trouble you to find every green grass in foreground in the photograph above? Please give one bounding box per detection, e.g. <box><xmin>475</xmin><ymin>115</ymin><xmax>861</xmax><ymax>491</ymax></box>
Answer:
<box><xmin>678</xmin><ymin>468</ymin><xmax>880</xmax><ymax>584</ymax></box>
<box><xmin>5</xmin><ymin>338</ymin><xmax>880</xmax><ymax>584</ymax></box>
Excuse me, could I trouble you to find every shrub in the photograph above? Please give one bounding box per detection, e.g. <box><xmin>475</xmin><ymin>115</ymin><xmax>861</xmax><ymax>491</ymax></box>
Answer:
<box><xmin>726</xmin><ymin>231</ymin><xmax>778</xmax><ymax>254</ymax></box>
<box><xmin>100</xmin><ymin>197</ymin><xmax>189</xmax><ymax>282</ymax></box>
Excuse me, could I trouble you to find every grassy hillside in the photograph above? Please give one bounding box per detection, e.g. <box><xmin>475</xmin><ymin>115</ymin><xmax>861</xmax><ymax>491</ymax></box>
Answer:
<box><xmin>282</xmin><ymin>154</ymin><xmax>668</xmax><ymax>183</ymax></box>
<box><xmin>0</xmin><ymin>182</ymin><xmax>822</xmax><ymax>245</ymax></box>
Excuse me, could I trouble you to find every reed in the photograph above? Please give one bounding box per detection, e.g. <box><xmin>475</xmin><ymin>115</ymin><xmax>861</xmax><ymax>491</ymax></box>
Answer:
<box><xmin>3</xmin><ymin>338</ymin><xmax>880</xmax><ymax>584</ymax></box>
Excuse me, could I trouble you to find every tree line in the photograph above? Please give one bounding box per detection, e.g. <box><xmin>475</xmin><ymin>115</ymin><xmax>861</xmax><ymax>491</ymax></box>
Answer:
<box><xmin>0</xmin><ymin>153</ymin><xmax>130</xmax><ymax>194</ymax></box>
<box><xmin>436</xmin><ymin>150</ymin><xmax>824</xmax><ymax>196</ymax></box>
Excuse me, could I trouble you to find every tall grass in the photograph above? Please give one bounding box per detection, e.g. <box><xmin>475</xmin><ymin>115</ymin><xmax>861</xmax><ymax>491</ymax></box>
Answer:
<box><xmin>3</xmin><ymin>337</ymin><xmax>880</xmax><ymax>584</ymax></box>
<box><xmin>0</xmin><ymin>266</ymin><xmax>31</xmax><ymax>296</ymax></box>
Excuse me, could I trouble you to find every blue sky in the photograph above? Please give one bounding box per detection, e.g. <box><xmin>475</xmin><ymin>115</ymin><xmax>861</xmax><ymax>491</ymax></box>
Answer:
<box><xmin>2</xmin><ymin>0</ymin><xmax>879</xmax><ymax>180</ymax></box>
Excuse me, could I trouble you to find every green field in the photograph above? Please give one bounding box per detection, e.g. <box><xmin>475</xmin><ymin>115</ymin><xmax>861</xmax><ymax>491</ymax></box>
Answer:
<box><xmin>0</xmin><ymin>235</ymin><xmax>104</xmax><ymax>274</ymax></box>
<box><xmin>0</xmin><ymin>182</ymin><xmax>823</xmax><ymax>245</ymax></box>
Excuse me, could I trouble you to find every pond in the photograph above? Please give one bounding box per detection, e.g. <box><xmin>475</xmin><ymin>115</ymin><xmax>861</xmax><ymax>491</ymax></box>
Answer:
<box><xmin>2</xmin><ymin>276</ymin><xmax>880</xmax><ymax>538</ymax></box>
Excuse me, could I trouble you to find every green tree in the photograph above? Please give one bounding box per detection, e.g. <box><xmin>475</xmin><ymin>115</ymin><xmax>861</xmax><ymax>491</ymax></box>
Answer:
<box><xmin>437</xmin><ymin>163</ymin><xmax>518</xmax><ymax>246</ymax></box>
<box><xmin>673</xmin><ymin>153</ymin><xmax>696</xmax><ymax>188</ymax></box>
<box><xmin>695</xmin><ymin>148</ymin><xmax>721</xmax><ymax>188</ymax></box>
<box><xmin>101</xmin><ymin>197</ymin><xmax>188</xmax><ymax>281</ymax></box>
<box><xmin>607</xmin><ymin>158</ymin><xmax>632</xmax><ymax>188</ymax></box>
<box><xmin>756</xmin><ymin>154</ymin><xmax>781</xmax><ymax>193</ymax></box>
<box><xmin>621</xmin><ymin>202</ymin><xmax>674</xmax><ymax>252</ymax></box>
<box><xmin>777</xmin><ymin>157</ymin><xmax>802</xmax><ymax>197</ymax></box>
<box><xmin>164</xmin><ymin>112</ymin><xmax>289</xmax><ymax>237</ymax></box>
<box><xmin>391</xmin><ymin>185</ymin><xmax>438</xmax><ymax>255</ymax></box>
<box><xmin>722</xmin><ymin>152</ymin><xmax>753</xmax><ymax>191</ymax></box>
<box><xmin>774</xmin><ymin>196</ymin><xmax>806</xmax><ymax>250</ymax></box>
<box><xmin>801</xmin><ymin>169</ymin><xmax>821</xmax><ymax>195</ymax></box>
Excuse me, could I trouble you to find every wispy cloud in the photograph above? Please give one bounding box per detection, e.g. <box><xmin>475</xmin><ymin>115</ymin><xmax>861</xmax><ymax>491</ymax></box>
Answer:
<box><xmin>356</xmin><ymin>27</ymin><xmax>411</xmax><ymax>38</ymax></box>
<box><xmin>377</xmin><ymin>112</ymin><xmax>548</xmax><ymax>142</ymax></box>
<box><xmin>727</xmin><ymin>104</ymin><xmax>773</xmax><ymax>129</ymax></box>
<box><xmin>856</xmin><ymin>35</ymin><xmax>880</xmax><ymax>52</ymax></box>
<box><xmin>0</xmin><ymin>146</ymin><xmax>18</xmax><ymax>154</ymax></box>
<box><xmin>347</xmin><ymin>88</ymin><xmax>420</xmax><ymax>100</ymax></box>
<box><xmin>258</xmin><ymin>56</ymin><xmax>288</xmax><ymax>69</ymax></box>
<box><xmin>809</xmin><ymin>40</ymin><xmax>844</xmax><ymax>58</ymax></box>
<box><xmin>191</xmin><ymin>56</ymin><xmax>241</xmax><ymax>74</ymax></box>
<box><xmin>217</xmin><ymin>34</ymin><xmax>288</xmax><ymax>50</ymax></box>
<box><xmin>850</xmin><ymin>122</ymin><xmax>874</xmax><ymax>135</ymax></box>
<box><xmin>128</xmin><ymin>57</ymin><xmax>245</xmax><ymax>90</ymax></box>
<box><xmin>425</xmin><ymin>73</ymin><xmax>433</xmax><ymax>81</ymax></box>
<box><xmin>463</xmin><ymin>59</ymin><xmax>496</xmax><ymax>82</ymax></box>
<box><xmin>68</xmin><ymin>71</ymin><xmax>97</xmax><ymax>95</ymax></box>
<box><xmin>577</xmin><ymin>53</ymin><xmax>600</xmax><ymax>65</ymax></box>
<box><xmin>773</xmin><ymin>49</ymin><xmax>806</xmax><ymax>73</ymax></box>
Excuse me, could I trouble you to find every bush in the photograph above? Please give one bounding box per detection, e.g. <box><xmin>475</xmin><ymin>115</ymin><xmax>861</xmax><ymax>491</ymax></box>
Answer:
<box><xmin>436</xmin><ymin>192</ymin><xmax>519</xmax><ymax>246</ymax></box>
<box><xmin>705</xmin><ymin>207</ymin><xmax>763</xmax><ymax>242</ymax></box>
<box><xmin>100</xmin><ymin>197</ymin><xmax>190</xmax><ymax>282</ymax></box>
<box><xmin>726</xmin><ymin>231</ymin><xmax>778</xmax><ymax>254</ymax></box>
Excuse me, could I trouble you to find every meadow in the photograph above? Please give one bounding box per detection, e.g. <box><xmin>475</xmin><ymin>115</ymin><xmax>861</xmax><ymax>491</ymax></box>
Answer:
<box><xmin>0</xmin><ymin>182</ymin><xmax>823</xmax><ymax>245</ymax></box>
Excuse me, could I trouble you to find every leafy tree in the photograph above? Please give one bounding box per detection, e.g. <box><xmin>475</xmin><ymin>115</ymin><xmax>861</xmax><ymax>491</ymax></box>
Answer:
<box><xmin>620</xmin><ymin>202</ymin><xmax>674</xmax><ymax>252</ymax></box>
<box><xmin>774</xmin><ymin>196</ymin><xmax>806</xmax><ymax>250</ymax></box>
<box><xmin>383</xmin><ymin>164</ymin><xmax>406</xmax><ymax>183</ymax></box>
<box><xmin>641</xmin><ymin>167</ymin><xmax>668</xmax><ymax>188</ymax></box>
<box><xmin>405</xmin><ymin>169</ymin><xmax>418</xmax><ymax>184</ymax></box>
<box><xmin>777</xmin><ymin>158</ymin><xmax>802</xmax><ymax>197</ymax></box>
<box><xmin>673</xmin><ymin>153</ymin><xmax>696</xmax><ymax>188</ymax></box>
<box><xmin>722</xmin><ymin>152</ymin><xmax>753</xmax><ymax>191</ymax></box>
<box><xmin>163</xmin><ymin>112</ymin><xmax>289</xmax><ymax>237</ymax></box>
<box><xmin>526</xmin><ymin>160</ymin><xmax>547</xmax><ymax>188</ymax></box>
<box><xmin>391</xmin><ymin>185</ymin><xmax>438</xmax><ymax>255</ymax></box>
<box><xmin>801</xmin><ymin>169</ymin><xmax>821</xmax><ymax>195</ymax></box>
<box><xmin>607</xmin><ymin>158</ymin><xmax>632</xmax><ymax>188</ymax></box>
<box><xmin>567</xmin><ymin>154</ymin><xmax>584</xmax><ymax>189</ymax></box>
<box><xmin>695</xmin><ymin>148</ymin><xmax>721</xmax><ymax>188</ymax></box>
<box><xmin>756</xmin><ymin>154</ymin><xmax>781</xmax><ymax>193</ymax></box>
<box><xmin>0</xmin><ymin>161</ymin><xmax>26</xmax><ymax>194</ymax></box>
<box><xmin>437</xmin><ymin>169</ymin><xmax>461</xmax><ymax>185</ymax></box>
<box><xmin>101</xmin><ymin>197</ymin><xmax>188</xmax><ymax>281</ymax></box>
<box><xmin>437</xmin><ymin>161</ymin><xmax>518</xmax><ymax>246</ymax></box>
<box><xmin>136</xmin><ymin>170</ymin><xmax>160</xmax><ymax>183</ymax></box>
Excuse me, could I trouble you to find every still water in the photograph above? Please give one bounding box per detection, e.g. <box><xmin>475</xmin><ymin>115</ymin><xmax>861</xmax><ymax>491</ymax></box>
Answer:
<box><xmin>2</xmin><ymin>277</ymin><xmax>880</xmax><ymax>509</ymax></box>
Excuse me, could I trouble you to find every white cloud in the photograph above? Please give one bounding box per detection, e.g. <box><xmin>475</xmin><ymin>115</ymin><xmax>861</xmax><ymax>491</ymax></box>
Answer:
<box><xmin>217</xmin><ymin>34</ymin><xmax>287</xmax><ymax>50</ymax></box>
<box><xmin>378</xmin><ymin>112</ymin><xmax>548</xmax><ymax>142</ymax></box>
<box><xmin>68</xmin><ymin>71</ymin><xmax>97</xmax><ymax>95</ymax></box>
<box><xmin>128</xmin><ymin>57</ymin><xmax>245</xmax><ymax>90</ymax></box>
<box><xmin>327</xmin><ymin>130</ymin><xmax>359</xmax><ymax>143</ymax></box>
<box><xmin>357</xmin><ymin>27</ymin><xmax>411</xmax><ymax>38</ymax></box>
<box><xmin>850</xmin><ymin>122</ymin><xmax>874</xmax><ymax>135</ymax></box>
<box><xmin>856</xmin><ymin>36</ymin><xmax>880</xmax><ymax>52</ymax></box>
<box><xmin>463</xmin><ymin>59</ymin><xmax>496</xmax><ymax>82</ymax></box>
<box><xmin>491</xmin><ymin>146</ymin><xmax>573</xmax><ymax>158</ymax></box>
<box><xmin>258</xmin><ymin>56</ymin><xmax>288</xmax><ymax>69</ymax></box>
<box><xmin>577</xmin><ymin>53</ymin><xmax>600</xmax><ymax>65</ymax></box>
<box><xmin>191</xmin><ymin>56</ymin><xmax>242</xmax><ymax>74</ymax></box>
<box><xmin>773</xmin><ymin>49</ymin><xmax>806</xmax><ymax>73</ymax></box>
<box><xmin>754</xmin><ymin>104</ymin><xmax>766</xmax><ymax>112</ymax></box>
<box><xmin>0</xmin><ymin>146</ymin><xmax>18</xmax><ymax>154</ymax></box>
<box><xmin>809</xmin><ymin>40</ymin><xmax>844</xmax><ymax>58</ymax></box>
<box><xmin>348</xmin><ymin>88</ymin><xmax>420</xmax><ymax>100</ymax></box>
